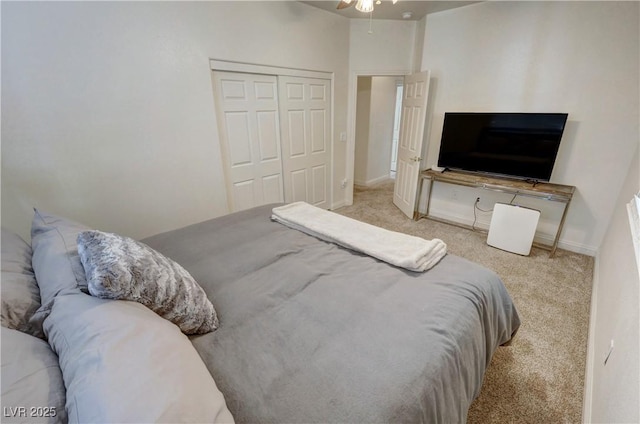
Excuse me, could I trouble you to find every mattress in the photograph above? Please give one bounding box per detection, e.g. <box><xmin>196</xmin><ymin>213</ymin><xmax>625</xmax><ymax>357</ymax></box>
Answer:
<box><xmin>143</xmin><ymin>204</ymin><xmax>520</xmax><ymax>423</ymax></box>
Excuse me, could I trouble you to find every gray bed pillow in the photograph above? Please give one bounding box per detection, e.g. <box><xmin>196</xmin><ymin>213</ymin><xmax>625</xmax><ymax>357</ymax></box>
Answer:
<box><xmin>44</xmin><ymin>293</ymin><xmax>233</xmax><ymax>423</ymax></box>
<box><xmin>1</xmin><ymin>228</ymin><xmax>43</xmax><ymax>337</ymax></box>
<box><xmin>77</xmin><ymin>230</ymin><xmax>218</xmax><ymax>335</ymax></box>
<box><xmin>29</xmin><ymin>209</ymin><xmax>90</xmax><ymax>335</ymax></box>
<box><xmin>1</xmin><ymin>326</ymin><xmax>67</xmax><ymax>424</ymax></box>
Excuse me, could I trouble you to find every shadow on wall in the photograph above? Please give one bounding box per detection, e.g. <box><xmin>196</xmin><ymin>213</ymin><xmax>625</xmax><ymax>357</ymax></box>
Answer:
<box><xmin>549</xmin><ymin>120</ymin><xmax>598</xmax><ymax>251</ymax></box>
<box><xmin>423</xmin><ymin>75</ymin><xmax>439</xmax><ymax>167</ymax></box>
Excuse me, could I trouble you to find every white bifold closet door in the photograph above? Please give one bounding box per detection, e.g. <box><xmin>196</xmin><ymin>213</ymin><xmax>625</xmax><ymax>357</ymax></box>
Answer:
<box><xmin>213</xmin><ymin>71</ymin><xmax>331</xmax><ymax>212</ymax></box>
<box><xmin>213</xmin><ymin>71</ymin><xmax>284</xmax><ymax>212</ymax></box>
<box><xmin>278</xmin><ymin>76</ymin><xmax>331</xmax><ymax>210</ymax></box>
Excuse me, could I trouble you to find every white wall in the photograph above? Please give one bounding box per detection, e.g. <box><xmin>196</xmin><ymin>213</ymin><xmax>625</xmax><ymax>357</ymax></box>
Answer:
<box><xmin>349</xmin><ymin>19</ymin><xmax>417</xmax><ymax>73</ymax></box>
<box><xmin>354</xmin><ymin>77</ymin><xmax>372</xmax><ymax>185</ymax></box>
<box><xmin>586</xmin><ymin>144</ymin><xmax>639</xmax><ymax>422</ymax></box>
<box><xmin>420</xmin><ymin>1</ymin><xmax>639</xmax><ymax>255</ymax></box>
<box><xmin>354</xmin><ymin>76</ymin><xmax>399</xmax><ymax>186</ymax></box>
<box><xmin>412</xmin><ymin>16</ymin><xmax>426</xmax><ymax>73</ymax></box>
<box><xmin>365</xmin><ymin>76</ymin><xmax>398</xmax><ymax>184</ymax></box>
<box><xmin>1</xmin><ymin>1</ymin><xmax>350</xmax><ymax>240</ymax></box>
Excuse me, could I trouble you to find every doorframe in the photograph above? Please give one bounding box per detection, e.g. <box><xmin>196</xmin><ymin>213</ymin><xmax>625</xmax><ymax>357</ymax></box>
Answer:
<box><xmin>345</xmin><ymin>70</ymin><xmax>409</xmax><ymax>206</ymax></box>
<box><xmin>210</xmin><ymin>59</ymin><xmax>332</xmax><ymax>80</ymax></box>
<box><xmin>209</xmin><ymin>59</ymin><xmax>336</xmax><ymax>209</ymax></box>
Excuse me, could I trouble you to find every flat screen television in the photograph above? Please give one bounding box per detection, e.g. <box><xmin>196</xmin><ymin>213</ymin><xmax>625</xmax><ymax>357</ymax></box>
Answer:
<box><xmin>437</xmin><ymin>112</ymin><xmax>568</xmax><ymax>182</ymax></box>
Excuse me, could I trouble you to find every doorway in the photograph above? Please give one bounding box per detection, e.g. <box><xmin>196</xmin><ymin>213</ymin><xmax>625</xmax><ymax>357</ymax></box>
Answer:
<box><xmin>353</xmin><ymin>75</ymin><xmax>404</xmax><ymax>190</ymax></box>
<box><xmin>347</xmin><ymin>70</ymin><xmax>431</xmax><ymax>218</ymax></box>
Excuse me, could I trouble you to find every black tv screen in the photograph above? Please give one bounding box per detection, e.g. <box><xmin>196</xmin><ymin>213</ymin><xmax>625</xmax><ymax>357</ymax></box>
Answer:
<box><xmin>437</xmin><ymin>112</ymin><xmax>568</xmax><ymax>181</ymax></box>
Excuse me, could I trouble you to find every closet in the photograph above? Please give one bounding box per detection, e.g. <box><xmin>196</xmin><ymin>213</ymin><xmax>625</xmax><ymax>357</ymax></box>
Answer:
<box><xmin>212</xmin><ymin>70</ymin><xmax>331</xmax><ymax>212</ymax></box>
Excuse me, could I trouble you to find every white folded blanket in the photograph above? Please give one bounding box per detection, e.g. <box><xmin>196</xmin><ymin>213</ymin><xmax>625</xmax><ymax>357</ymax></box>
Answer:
<box><xmin>271</xmin><ymin>202</ymin><xmax>447</xmax><ymax>272</ymax></box>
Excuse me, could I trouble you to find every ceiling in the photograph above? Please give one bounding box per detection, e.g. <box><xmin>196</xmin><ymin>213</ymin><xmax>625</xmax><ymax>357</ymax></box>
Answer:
<box><xmin>300</xmin><ymin>1</ymin><xmax>480</xmax><ymax>21</ymax></box>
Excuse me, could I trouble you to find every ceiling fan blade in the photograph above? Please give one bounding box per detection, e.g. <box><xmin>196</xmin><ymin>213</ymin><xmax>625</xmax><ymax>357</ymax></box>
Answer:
<box><xmin>337</xmin><ymin>0</ymin><xmax>355</xmax><ymax>10</ymax></box>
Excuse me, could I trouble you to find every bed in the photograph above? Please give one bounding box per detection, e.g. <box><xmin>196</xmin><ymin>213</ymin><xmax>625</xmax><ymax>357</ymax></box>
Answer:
<box><xmin>1</xmin><ymin>203</ymin><xmax>519</xmax><ymax>423</ymax></box>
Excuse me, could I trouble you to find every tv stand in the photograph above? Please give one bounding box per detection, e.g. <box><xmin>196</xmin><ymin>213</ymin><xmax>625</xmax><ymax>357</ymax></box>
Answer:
<box><xmin>414</xmin><ymin>169</ymin><xmax>576</xmax><ymax>257</ymax></box>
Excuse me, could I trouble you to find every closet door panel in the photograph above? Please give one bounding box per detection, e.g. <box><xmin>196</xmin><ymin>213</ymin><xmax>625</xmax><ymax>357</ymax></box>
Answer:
<box><xmin>213</xmin><ymin>71</ymin><xmax>284</xmax><ymax>212</ymax></box>
<box><xmin>256</xmin><ymin>111</ymin><xmax>280</xmax><ymax>162</ymax></box>
<box><xmin>287</xmin><ymin>110</ymin><xmax>307</xmax><ymax>157</ymax></box>
<box><xmin>262</xmin><ymin>173</ymin><xmax>283</xmax><ymax>204</ymax></box>
<box><xmin>311</xmin><ymin>164</ymin><xmax>327</xmax><ymax>205</ymax></box>
<box><xmin>290</xmin><ymin>169</ymin><xmax>308</xmax><ymax>203</ymax></box>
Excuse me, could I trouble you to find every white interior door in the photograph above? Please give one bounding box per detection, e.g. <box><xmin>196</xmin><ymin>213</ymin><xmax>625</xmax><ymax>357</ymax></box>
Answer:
<box><xmin>213</xmin><ymin>71</ymin><xmax>284</xmax><ymax>212</ymax></box>
<box><xmin>393</xmin><ymin>71</ymin><xmax>431</xmax><ymax>218</ymax></box>
<box><xmin>278</xmin><ymin>76</ymin><xmax>331</xmax><ymax>209</ymax></box>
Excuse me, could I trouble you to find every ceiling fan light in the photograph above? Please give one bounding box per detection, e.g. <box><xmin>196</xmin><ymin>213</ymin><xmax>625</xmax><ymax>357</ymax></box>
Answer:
<box><xmin>355</xmin><ymin>0</ymin><xmax>374</xmax><ymax>13</ymax></box>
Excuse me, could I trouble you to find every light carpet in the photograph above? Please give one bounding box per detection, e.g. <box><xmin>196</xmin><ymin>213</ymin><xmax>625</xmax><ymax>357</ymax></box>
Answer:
<box><xmin>335</xmin><ymin>181</ymin><xmax>593</xmax><ymax>423</ymax></box>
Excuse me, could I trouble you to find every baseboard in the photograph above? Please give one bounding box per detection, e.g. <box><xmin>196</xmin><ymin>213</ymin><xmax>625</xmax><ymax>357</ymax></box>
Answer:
<box><xmin>427</xmin><ymin>207</ymin><xmax>597</xmax><ymax>256</ymax></box>
<box><xmin>534</xmin><ymin>234</ymin><xmax>598</xmax><ymax>257</ymax></box>
<box><xmin>582</xmin><ymin>252</ymin><xmax>599</xmax><ymax>423</ymax></box>
<box><xmin>354</xmin><ymin>175</ymin><xmax>392</xmax><ymax>187</ymax></box>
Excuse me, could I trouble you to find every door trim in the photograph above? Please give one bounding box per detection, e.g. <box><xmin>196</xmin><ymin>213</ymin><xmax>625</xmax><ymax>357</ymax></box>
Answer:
<box><xmin>210</xmin><ymin>59</ymin><xmax>332</xmax><ymax>81</ymax></box>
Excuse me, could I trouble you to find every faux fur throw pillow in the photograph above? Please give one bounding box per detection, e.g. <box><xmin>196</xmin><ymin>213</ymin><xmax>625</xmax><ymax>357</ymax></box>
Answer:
<box><xmin>76</xmin><ymin>230</ymin><xmax>218</xmax><ymax>335</ymax></box>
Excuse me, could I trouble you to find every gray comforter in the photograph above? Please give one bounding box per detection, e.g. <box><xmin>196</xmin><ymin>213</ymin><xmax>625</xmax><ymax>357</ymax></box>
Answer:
<box><xmin>143</xmin><ymin>204</ymin><xmax>520</xmax><ymax>423</ymax></box>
